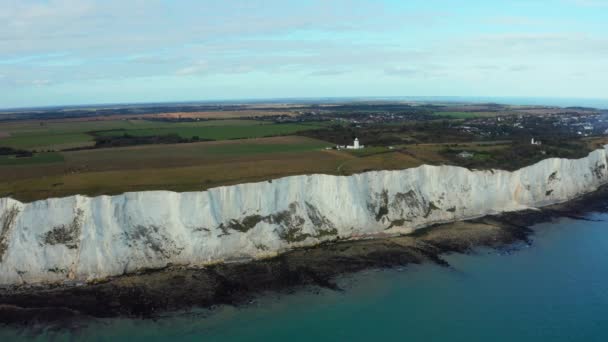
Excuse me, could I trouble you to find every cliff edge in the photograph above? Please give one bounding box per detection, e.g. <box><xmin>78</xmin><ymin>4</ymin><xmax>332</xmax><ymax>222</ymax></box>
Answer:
<box><xmin>1</xmin><ymin>145</ymin><xmax>606</xmax><ymax>286</ymax></box>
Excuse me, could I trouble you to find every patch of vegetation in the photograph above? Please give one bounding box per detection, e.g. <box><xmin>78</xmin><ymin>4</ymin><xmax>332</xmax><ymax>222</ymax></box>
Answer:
<box><xmin>367</xmin><ymin>190</ymin><xmax>389</xmax><ymax>222</ymax></box>
<box><xmin>300</xmin><ymin>121</ymin><xmax>476</xmax><ymax>147</ymax></box>
<box><xmin>225</xmin><ymin>215</ymin><xmax>265</xmax><ymax>233</ymax></box>
<box><xmin>0</xmin><ymin>206</ymin><xmax>20</xmax><ymax>262</ymax></box>
<box><xmin>278</xmin><ymin>226</ymin><xmax>311</xmax><ymax>243</ymax></box>
<box><xmin>218</xmin><ymin>202</ymin><xmax>332</xmax><ymax>243</ymax></box>
<box><xmin>0</xmin><ymin>152</ymin><xmax>64</xmax><ymax>166</ymax></box>
<box><xmin>347</xmin><ymin>146</ymin><xmax>391</xmax><ymax>157</ymax></box>
<box><xmin>41</xmin><ymin>209</ymin><xmax>84</xmax><ymax>249</ymax></box>
<box><xmin>197</xmin><ymin>140</ymin><xmax>331</xmax><ymax>157</ymax></box>
<box><xmin>95</xmin><ymin>122</ymin><xmax>328</xmax><ymax>141</ymax></box>
<box><xmin>0</xmin><ymin>147</ymin><xmax>32</xmax><ymax>157</ymax></box>
<box><xmin>0</xmin><ymin>132</ymin><xmax>94</xmax><ymax>150</ymax></box>
<box><xmin>305</xmin><ymin>202</ymin><xmax>336</xmax><ymax>231</ymax></box>
<box><xmin>441</xmin><ymin>140</ymin><xmax>593</xmax><ymax>171</ymax></box>
<box><xmin>316</xmin><ymin>228</ymin><xmax>338</xmax><ymax>237</ymax></box>
<box><xmin>254</xmin><ymin>243</ymin><xmax>269</xmax><ymax>251</ymax></box>
<box><xmin>423</xmin><ymin>201</ymin><xmax>440</xmax><ymax>218</ymax></box>
<box><xmin>90</xmin><ymin>133</ymin><xmax>209</xmax><ymax>149</ymax></box>
<box><xmin>0</xmin><ymin>119</ymin><xmax>315</xmax><ymax>151</ymax></box>
<box><xmin>47</xmin><ymin>267</ymin><xmax>68</xmax><ymax>274</ymax></box>
<box><xmin>592</xmin><ymin>162</ymin><xmax>607</xmax><ymax>180</ymax></box>
<box><xmin>393</xmin><ymin>190</ymin><xmax>422</xmax><ymax>209</ymax></box>
<box><xmin>548</xmin><ymin>171</ymin><xmax>558</xmax><ymax>182</ymax></box>
<box><xmin>269</xmin><ymin>203</ymin><xmax>309</xmax><ymax>243</ymax></box>
<box><xmin>123</xmin><ymin>225</ymin><xmax>183</xmax><ymax>259</ymax></box>
<box><xmin>387</xmin><ymin>219</ymin><xmax>407</xmax><ymax>229</ymax></box>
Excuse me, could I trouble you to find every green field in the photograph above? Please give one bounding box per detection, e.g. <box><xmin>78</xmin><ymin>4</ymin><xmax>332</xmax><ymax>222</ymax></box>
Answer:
<box><xmin>61</xmin><ymin>136</ymin><xmax>334</xmax><ymax>170</ymax></box>
<box><xmin>0</xmin><ymin>119</ymin><xmax>326</xmax><ymax>150</ymax></box>
<box><xmin>190</xmin><ymin>140</ymin><xmax>331</xmax><ymax>156</ymax></box>
<box><xmin>0</xmin><ymin>152</ymin><xmax>64</xmax><ymax>166</ymax></box>
<box><xmin>0</xmin><ymin>133</ymin><xmax>95</xmax><ymax>150</ymax></box>
<box><xmin>96</xmin><ymin>122</ymin><xmax>328</xmax><ymax>141</ymax></box>
<box><xmin>0</xmin><ymin>136</ymin><xmax>339</xmax><ymax>201</ymax></box>
<box><xmin>346</xmin><ymin>146</ymin><xmax>391</xmax><ymax>157</ymax></box>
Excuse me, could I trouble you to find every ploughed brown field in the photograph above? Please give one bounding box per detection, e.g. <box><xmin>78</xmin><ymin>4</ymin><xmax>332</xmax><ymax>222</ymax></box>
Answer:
<box><xmin>0</xmin><ymin>136</ymin><xmax>431</xmax><ymax>202</ymax></box>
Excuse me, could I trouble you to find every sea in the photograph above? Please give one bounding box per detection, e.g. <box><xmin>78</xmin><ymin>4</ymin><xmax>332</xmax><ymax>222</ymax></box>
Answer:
<box><xmin>1</xmin><ymin>212</ymin><xmax>607</xmax><ymax>341</ymax></box>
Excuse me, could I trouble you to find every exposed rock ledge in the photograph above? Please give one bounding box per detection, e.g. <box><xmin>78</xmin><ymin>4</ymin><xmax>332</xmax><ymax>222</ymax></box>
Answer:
<box><xmin>0</xmin><ymin>145</ymin><xmax>607</xmax><ymax>287</ymax></box>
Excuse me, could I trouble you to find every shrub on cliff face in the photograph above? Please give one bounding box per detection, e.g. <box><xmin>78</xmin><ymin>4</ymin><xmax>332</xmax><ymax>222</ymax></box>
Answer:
<box><xmin>0</xmin><ymin>207</ymin><xmax>20</xmax><ymax>262</ymax></box>
<box><xmin>225</xmin><ymin>215</ymin><xmax>265</xmax><ymax>233</ymax></box>
<box><xmin>41</xmin><ymin>209</ymin><xmax>84</xmax><ymax>250</ymax></box>
<box><xmin>367</xmin><ymin>190</ymin><xmax>389</xmax><ymax>222</ymax></box>
<box><xmin>217</xmin><ymin>202</ymin><xmax>339</xmax><ymax>243</ymax></box>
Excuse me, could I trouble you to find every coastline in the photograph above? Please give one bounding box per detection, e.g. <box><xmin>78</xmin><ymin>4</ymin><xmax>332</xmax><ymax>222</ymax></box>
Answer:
<box><xmin>2</xmin><ymin>146</ymin><xmax>607</xmax><ymax>286</ymax></box>
<box><xmin>1</xmin><ymin>184</ymin><xmax>607</xmax><ymax>326</ymax></box>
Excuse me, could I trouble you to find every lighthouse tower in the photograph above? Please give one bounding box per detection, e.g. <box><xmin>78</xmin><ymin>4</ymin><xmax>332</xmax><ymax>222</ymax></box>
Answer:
<box><xmin>346</xmin><ymin>138</ymin><xmax>364</xmax><ymax>149</ymax></box>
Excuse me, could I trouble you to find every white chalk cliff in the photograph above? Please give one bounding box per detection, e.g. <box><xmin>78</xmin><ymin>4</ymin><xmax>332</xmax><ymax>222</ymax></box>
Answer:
<box><xmin>1</xmin><ymin>146</ymin><xmax>607</xmax><ymax>286</ymax></box>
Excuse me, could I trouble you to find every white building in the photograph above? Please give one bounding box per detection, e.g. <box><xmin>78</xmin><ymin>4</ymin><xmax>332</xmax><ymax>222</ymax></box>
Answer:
<box><xmin>458</xmin><ymin>151</ymin><xmax>474</xmax><ymax>159</ymax></box>
<box><xmin>346</xmin><ymin>138</ymin><xmax>364</xmax><ymax>150</ymax></box>
<box><xmin>531</xmin><ymin>138</ymin><xmax>542</xmax><ymax>146</ymax></box>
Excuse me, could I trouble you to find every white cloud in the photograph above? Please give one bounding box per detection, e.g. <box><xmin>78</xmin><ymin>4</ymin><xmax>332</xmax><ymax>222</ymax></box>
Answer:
<box><xmin>32</xmin><ymin>79</ymin><xmax>51</xmax><ymax>86</ymax></box>
<box><xmin>1</xmin><ymin>1</ymin><xmax>607</xmax><ymax>106</ymax></box>
<box><xmin>308</xmin><ymin>69</ymin><xmax>349</xmax><ymax>77</ymax></box>
<box><xmin>175</xmin><ymin>60</ymin><xmax>209</xmax><ymax>76</ymax></box>
<box><xmin>508</xmin><ymin>65</ymin><xmax>532</xmax><ymax>72</ymax></box>
<box><xmin>384</xmin><ymin>65</ymin><xmax>445</xmax><ymax>78</ymax></box>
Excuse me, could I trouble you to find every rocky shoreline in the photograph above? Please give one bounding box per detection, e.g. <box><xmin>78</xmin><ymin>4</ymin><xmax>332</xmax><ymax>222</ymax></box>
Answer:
<box><xmin>1</xmin><ymin>185</ymin><xmax>607</xmax><ymax>327</ymax></box>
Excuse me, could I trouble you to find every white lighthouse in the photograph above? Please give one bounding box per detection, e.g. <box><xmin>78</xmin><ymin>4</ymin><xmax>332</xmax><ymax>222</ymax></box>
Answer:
<box><xmin>346</xmin><ymin>138</ymin><xmax>364</xmax><ymax>150</ymax></box>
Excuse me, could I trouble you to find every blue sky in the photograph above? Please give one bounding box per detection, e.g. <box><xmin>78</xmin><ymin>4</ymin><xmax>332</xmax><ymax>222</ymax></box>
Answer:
<box><xmin>0</xmin><ymin>0</ymin><xmax>607</xmax><ymax>108</ymax></box>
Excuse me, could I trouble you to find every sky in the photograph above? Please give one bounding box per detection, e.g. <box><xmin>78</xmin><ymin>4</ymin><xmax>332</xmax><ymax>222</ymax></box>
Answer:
<box><xmin>0</xmin><ymin>0</ymin><xmax>607</xmax><ymax>108</ymax></box>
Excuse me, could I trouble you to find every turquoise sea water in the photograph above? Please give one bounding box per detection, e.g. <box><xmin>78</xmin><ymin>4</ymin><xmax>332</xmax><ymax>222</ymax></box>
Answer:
<box><xmin>2</xmin><ymin>213</ymin><xmax>608</xmax><ymax>341</ymax></box>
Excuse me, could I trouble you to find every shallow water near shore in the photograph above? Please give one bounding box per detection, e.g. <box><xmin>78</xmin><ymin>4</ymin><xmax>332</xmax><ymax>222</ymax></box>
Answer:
<box><xmin>2</xmin><ymin>213</ymin><xmax>608</xmax><ymax>341</ymax></box>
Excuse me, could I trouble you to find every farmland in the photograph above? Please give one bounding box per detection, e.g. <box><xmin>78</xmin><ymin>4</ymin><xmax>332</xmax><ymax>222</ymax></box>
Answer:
<box><xmin>0</xmin><ymin>136</ymin><xmax>336</xmax><ymax>201</ymax></box>
<box><xmin>1</xmin><ymin>100</ymin><xmax>607</xmax><ymax>202</ymax></box>
<box><xmin>95</xmin><ymin>122</ymin><xmax>328</xmax><ymax>141</ymax></box>
<box><xmin>0</xmin><ymin>135</ymin><xmax>436</xmax><ymax>202</ymax></box>
<box><xmin>0</xmin><ymin>152</ymin><xmax>64</xmax><ymax>166</ymax></box>
<box><xmin>0</xmin><ymin>119</ymin><xmax>326</xmax><ymax>150</ymax></box>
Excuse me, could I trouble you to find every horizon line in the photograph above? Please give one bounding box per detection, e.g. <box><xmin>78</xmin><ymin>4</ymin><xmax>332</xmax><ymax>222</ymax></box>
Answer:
<box><xmin>2</xmin><ymin>95</ymin><xmax>608</xmax><ymax>112</ymax></box>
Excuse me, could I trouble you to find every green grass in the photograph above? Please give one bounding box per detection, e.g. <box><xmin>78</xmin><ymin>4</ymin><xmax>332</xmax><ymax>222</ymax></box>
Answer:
<box><xmin>472</xmin><ymin>152</ymin><xmax>492</xmax><ymax>161</ymax></box>
<box><xmin>97</xmin><ymin>122</ymin><xmax>328</xmax><ymax>141</ymax></box>
<box><xmin>347</xmin><ymin>146</ymin><xmax>391</xmax><ymax>157</ymax></box>
<box><xmin>0</xmin><ymin>152</ymin><xmax>64</xmax><ymax>166</ymax></box>
<box><xmin>2</xmin><ymin>119</ymin><xmax>265</xmax><ymax>135</ymax></box>
<box><xmin>0</xmin><ymin>136</ymin><xmax>340</xmax><ymax>202</ymax></box>
<box><xmin>61</xmin><ymin>136</ymin><xmax>333</xmax><ymax>168</ymax></box>
<box><xmin>199</xmin><ymin>141</ymin><xmax>332</xmax><ymax>156</ymax></box>
<box><xmin>0</xmin><ymin>133</ymin><xmax>94</xmax><ymax>150</ymax></box>
<box><xmin>0</xmin><ymin>119</ymin><xmax>276</xmax><ymax>150</ymax></box>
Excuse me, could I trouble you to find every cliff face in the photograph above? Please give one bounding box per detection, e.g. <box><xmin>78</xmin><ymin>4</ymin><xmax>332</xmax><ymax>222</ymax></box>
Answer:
<box><xmin>1</xmin><ymin>146</ymin><xmax>607</xmax><ymax>286</ymax></box>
